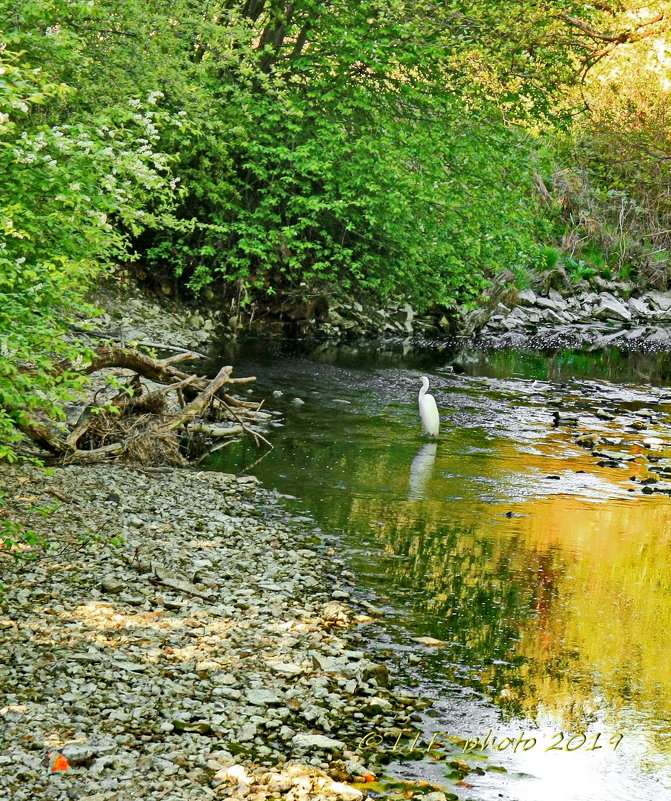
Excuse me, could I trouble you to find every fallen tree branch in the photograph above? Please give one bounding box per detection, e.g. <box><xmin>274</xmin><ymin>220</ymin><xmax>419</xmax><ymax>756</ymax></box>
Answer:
<box><xmin>190</xmin><ymin>423</ymin><xmax>244</xmax><ymax>437</ymax></box>
<box><xmin>17</xmin><ymin>347</ymin><xmax>269</xmax><ymax>465</ymax></box>
<box><xmin>215</xmin><ymin>395</ymin><xmax>273</xmax><ymax>450</ymax></box>
<box><xmin>87</xmin><ymin>346</ymin><xmax>199</xmax><ymax>380</ymax></box>
<box><xmin>155</xmin><ymin>366</ymin><xmax>233</xmax><ymax>433</ymax></box>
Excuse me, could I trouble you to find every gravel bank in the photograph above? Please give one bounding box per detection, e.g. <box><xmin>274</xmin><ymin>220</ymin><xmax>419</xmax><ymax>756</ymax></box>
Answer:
<box><xmin>0</xmin><ymin>465</ymin><xmax>425</xmax><ymax>801</ymax></box>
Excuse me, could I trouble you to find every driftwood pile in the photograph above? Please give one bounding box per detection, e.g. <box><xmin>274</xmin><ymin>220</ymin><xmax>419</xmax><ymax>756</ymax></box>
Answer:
<box><xmin>21</xmin><ymin>346</ymin><xmax>271</xmax><ymax>466</ymax></box>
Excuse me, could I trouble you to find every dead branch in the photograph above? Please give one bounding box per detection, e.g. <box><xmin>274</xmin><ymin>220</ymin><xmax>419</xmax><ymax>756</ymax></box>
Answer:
<box><xmin>17</xmin><ymin>346</ymin><xmax>270</xmax><ymax>466</ymax></box>
<box><xmin>558</xmin><ymin>10</ymin><xmax>666</xmax><ymax>75</ymax></box>
<box><xmin>190</xmin><ymin>423</ymin><xmax>244</xmax><ymax>437</ymax></box>
<box><xmin>559</xmin><ymin>11</ymin><xmax>664</xmax><ymax>43</ymax></box>
<box><xmin>88</xmin><ymin>346</ymin><xmax>199</xmax><ymax>380</ymax></box>
<box><xmin>155</xmin><ymin>366</ymin><xmax>233</xmax><ymax>433</ymax></box>
<box><xmin>215</xmin><ymin>395</ymin><xmax>273</xmax><ymax>450</ymax></box>
<box><xmin>221</xmin><ymin>393</ymin><xmax>260</xmax><ymax>409</ymax></box>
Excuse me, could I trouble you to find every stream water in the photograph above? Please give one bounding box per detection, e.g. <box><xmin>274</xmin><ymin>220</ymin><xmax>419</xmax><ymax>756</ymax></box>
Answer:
<box><xmin>206</xmin><ymin>339</ymin><xmax>671</xmax><ymax>801</ymax></box>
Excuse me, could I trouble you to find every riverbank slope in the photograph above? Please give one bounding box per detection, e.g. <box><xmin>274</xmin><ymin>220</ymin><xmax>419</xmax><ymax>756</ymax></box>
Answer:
<box><xmin>0</xmin><ymin>463</ymin><xmax>427</xmax><ymax>801</ymax></box>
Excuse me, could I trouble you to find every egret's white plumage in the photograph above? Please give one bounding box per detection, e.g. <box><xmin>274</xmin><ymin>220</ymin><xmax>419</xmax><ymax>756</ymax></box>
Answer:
<box><xmin>418</xmin><ymin>376</ymin><xmax>440</xmax><ymax>437</ymax></box>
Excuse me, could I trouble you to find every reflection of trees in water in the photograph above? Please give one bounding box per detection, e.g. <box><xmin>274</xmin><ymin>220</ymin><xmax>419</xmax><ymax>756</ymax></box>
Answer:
<box><xmin>215</xmin><ymin>353</ymin><xmax>671</xmax><ymax>738</ymax></box>
<box><xmin>219</xmin><ymin>341</ymin><xmax>671</xmax><ymax>385</ymax></box>
<box><xmin>350</xmin><ymin>502</ymin><xmax>596</xmax><ymax>722</ymax></box>
<box><xmin>455</xmin><ymin>347</ymin><xmax>671</xmax><ymax>384</ymax></box>
<box><xmin>356</xmin><ymin>496</ymin><xmax>671</xmax><ymax>730</ymax></box>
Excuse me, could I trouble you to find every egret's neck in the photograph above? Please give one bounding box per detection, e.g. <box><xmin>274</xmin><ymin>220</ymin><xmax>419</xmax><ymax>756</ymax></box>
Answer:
<box><xmin>419</xmin><ymin>378</ymin><xmax>429</xmax><ymax>397</ymax></box>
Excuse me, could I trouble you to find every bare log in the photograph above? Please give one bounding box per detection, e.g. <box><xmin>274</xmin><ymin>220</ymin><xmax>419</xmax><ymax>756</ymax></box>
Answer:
<box><xmin>18</xmin><ymin>420</ymin><xmax>70</xmax><ymax>455</ymax></box>
<box><xmin>155</xmin><ymin>366</ymin><xmax>233</xmax><ymax>433</ymax></box>
<box><xmin>66</xmin><ymin>406</ymin><xmax>95</xmax><ymax>448</ymax></box>
<box><xmin>87</xmin><ymin>346</ymin><xmax>199</xmax><ymax>381</ymax></box>
<box><xmin>190</xmin><ymin>423</ymin><xmax>244</xmax><ymax>437</ymax></box>
<box><xmin>87</xmin><ymin>347</ymin><xmax>257</xmax><ymax>403</ymax></box>
<box><xmin>221</xmin><ymin>393</ymin><xmax>260</xmax><ymax>409</ymax></box>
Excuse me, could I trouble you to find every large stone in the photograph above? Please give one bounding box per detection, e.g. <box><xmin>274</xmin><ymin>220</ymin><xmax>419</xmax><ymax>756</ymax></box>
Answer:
<box><xmin>224</xmin><ymin>764</ymin><xmax>253</xmax><ymax>785</ymax></box>
<box><xmin>269</xmin><ymin>662</ymin><xmax>304</xmax><ymax>676</ymax></box>
<box><xmin>593</xmin><ymin>294</ymin><xmax>631</xmax><ymax>322</ymax></box>
<box><xmin>548</xmin><ymin>289</ymin><xmax>567</xmax><ymax>309</ymax></box>
<box><xmin>535</xmin><ymin>295</ymin><xmax>563</xmax><ymax>312</ymax></box>
<box><xmin>517</xmin><ymin>289</ymin><xmax>537</xmax><ymax>307</ymax></box>
<box><xmin>291</xmin><ymin>734</ymin><xmax>345</xmax><ymax>752</ymax></box>
<box><xmin>100</xmin><ymin>575</ymin><xmax>125</xmax><ymax>594</ymax></box>
<box><xmin>61</xmin><ymin>740</ymin><xmax>116</xmax><ymax>765</ymax></box>
<box><xmin>413</xmin><ymin>636</ymin><xmax>448</xmax><ymax>647</ymax></box>
<box><xmin>643</xmin><ymin>292</ymin><xmax>671</xmax><ymax>312</ymax></box>
<box><xmin>508</xmin><ymin>306</ymin><xmax>528</xmax><ymax>319</ymax></box>
<box><xmin>540</xmin><ymin>308</ymin><xmax>565</xmax><ymax>325</ymax></box>
<box><xmin>362</xmin><ymin>661</ymin><xmax>390</xmax><ymax>686</ymax></box>
<box><xmin>325</xmin><ymin>781</ymin><xmax>364</xmax><ymax>800</ymax></box>
<box><xmin>593</xmin><ymin>276</ymin><xmax>633</xmax><ymax>295</ymax></box>
<box><xmin>575</xmin><ymin>433</ymin><xmax>601</xmax><ymax>448</ymax></box>
<box><xmin>245</xmin><ymin>688</ymin><xmax>281</xmax><ymax>706</ymax></box>
<box><xmin>646</xmin><ymin>327</ymin><xmax>671</xmax><ymax>344</ymax></box>
<box><xmin>592</xmin><ymin>448</ymin><xmax>637</xmax><ymax>462</ymax></box>
<box><xmin>628</xmin><ymin>297</ymin><xmax>653</xmax><ymax>318</ymax></box>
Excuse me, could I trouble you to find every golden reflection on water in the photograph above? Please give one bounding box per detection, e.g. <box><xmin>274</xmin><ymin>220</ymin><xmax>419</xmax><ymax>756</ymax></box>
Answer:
<box><xmin>345</xmin><ymin>440</ymin><xmax>671</xmax><ymax>747</ymax></box>
<box><xmin>212</xmin><ymin>349</ymin><xmax>671</xmax><ymax>792</ymax></box>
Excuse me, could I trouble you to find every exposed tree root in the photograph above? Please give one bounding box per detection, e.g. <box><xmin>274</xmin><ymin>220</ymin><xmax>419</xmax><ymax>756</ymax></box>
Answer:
<box><xmin>19</xmin><ymin>347</ymin><xmax>269</xmax><ymax>466</ymax></box>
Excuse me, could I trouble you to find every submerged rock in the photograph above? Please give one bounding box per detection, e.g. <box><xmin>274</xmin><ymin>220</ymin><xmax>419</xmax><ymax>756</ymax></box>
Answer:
<box><xmin>575</xmin><ymin>433</ymin><xmax>601</xmax><ymax>448</ymax></box>
<box><xmin>592</xmin><ymin>448</ymin><xmax>637</xmax><ymax>462</ymax></box>
<box><xmin>413</xmin><ymin>636</ymin><xmax>449</xmax><ymax>647</ymax></box>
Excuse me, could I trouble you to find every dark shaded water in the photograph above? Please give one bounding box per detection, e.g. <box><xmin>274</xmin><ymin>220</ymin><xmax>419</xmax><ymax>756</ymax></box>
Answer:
<box><xmin>206</xmin><ymin>340</ymin><xmax>671</xmax><ymax>800</ymax></box>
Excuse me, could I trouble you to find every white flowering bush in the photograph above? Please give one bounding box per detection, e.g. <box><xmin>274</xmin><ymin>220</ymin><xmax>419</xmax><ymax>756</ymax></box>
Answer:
<box><xmin>0</xmin><ymin>43</ymin><xmax>177</xmax><ymax>458</ymax></box>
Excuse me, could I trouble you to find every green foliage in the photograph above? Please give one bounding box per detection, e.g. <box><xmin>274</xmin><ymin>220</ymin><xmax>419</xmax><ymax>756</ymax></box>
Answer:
<box><xmin>563</xmin><ymin>256</ymin><xmax>596</xmax><ymax>283</ymax></box>
<box><xmin>541</xmin><ymin>3</ymin><xmax>671</xmax><ymax>286</ymax></box>
<box><xmin>0</xmin><ymin>17</ymin><xmax>178</xmax><ymax>455</ymax></box>
<box><xmin>123</xmin><ymin>0</ymin><xmax>578</xmax><ymax>309</ymax></box>
<box><xmin>148</xmin><ymin>92</ymin><xmax>544</xmax><ymax>307</ymax></box>
<box><xmin>537</xmin><ymin>246</ymin><xmax>561</xmax><ymax>272</ymax></box>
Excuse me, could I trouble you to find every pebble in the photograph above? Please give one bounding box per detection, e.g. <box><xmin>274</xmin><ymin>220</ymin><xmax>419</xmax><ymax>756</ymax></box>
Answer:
<box><xmin>100</xmin><ymin>575</ymin><xmax>125</xmax><ymax>594</ymax></box>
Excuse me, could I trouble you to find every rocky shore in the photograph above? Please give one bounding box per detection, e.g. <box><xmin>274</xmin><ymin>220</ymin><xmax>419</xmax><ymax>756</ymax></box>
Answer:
<box><xmin>96</xmin><ymin>275</ymin><xmax>671</xmax><ymax>351</ymax></box>
<box><xmin>0</xmin><ymin>465</ymin><xmax>431</xmax><ymax>801</ymax></box>
<box><xmin>6</xmin><ymin>276</ymin><xmax>671</xmax><ymax>801</ymax></box>
<box><xmin>475</xmin><ymin>284</ymin><xmax>671</xmax><ymax>350</ymax></box>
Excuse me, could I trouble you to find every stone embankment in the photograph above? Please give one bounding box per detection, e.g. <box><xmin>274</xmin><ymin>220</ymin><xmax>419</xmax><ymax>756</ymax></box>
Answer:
<box><xmin>95</xmin><ymin>276</ymin><xmax>671</xmax><ymax>349</ymax></box>
<box><xmin>0</xmin><ymin>466</ymin><xmax>432</xmax><ymax>801</ymax></box>
<box><xmin>472</xmin><ymin>285</ymin><xmax>671</xmax><ymax>350</ymax></box>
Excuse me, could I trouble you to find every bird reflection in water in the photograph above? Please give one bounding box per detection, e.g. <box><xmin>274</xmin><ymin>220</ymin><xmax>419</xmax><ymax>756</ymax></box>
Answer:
<box><xmin>408</xmin><ymin>441</ymin><xmax>437</xmax><ymax>500</ymax></box>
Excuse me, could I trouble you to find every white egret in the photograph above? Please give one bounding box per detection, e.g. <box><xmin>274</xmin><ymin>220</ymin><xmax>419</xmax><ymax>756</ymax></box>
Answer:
<box><xmin>418</xmin><ymin>376</ymin><xmax>440</xmax><ymax>437</ymax></box>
